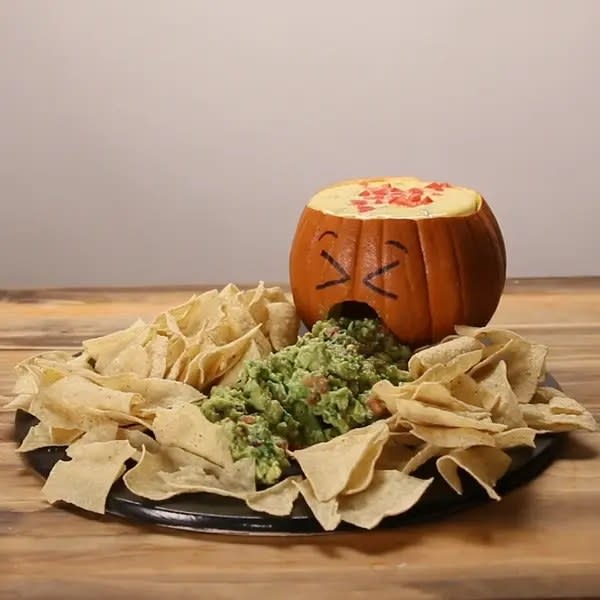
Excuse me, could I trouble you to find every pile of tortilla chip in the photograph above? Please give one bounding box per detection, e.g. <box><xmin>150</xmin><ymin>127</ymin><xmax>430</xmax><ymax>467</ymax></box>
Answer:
<box><xmin>284</xmin><ymin>326</ymin><xmax>597</xmax><ymax>530</ymax></box>
<box><xmin>4</xmin><ymin>297</ymin><xmax>598</xmax><ymax>532</ymax></box>
<box><xmin>5</xmin><ymin>283</ymin><xmax>303</xmax><ymax>515</ymax></box>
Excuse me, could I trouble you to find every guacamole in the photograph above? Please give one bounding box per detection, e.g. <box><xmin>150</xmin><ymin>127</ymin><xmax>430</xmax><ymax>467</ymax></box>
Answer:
<box><xmin>195</xmin><ymin>317</ymin><xmax>413</xmax><ymax>485</ymax></box>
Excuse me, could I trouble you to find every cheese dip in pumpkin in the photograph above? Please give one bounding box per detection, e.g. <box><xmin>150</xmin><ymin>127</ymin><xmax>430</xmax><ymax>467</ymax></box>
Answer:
<box><xmin>289</xmin><ymin>177</ymin><xmax>506</xmax><ymax>346</ymax></box>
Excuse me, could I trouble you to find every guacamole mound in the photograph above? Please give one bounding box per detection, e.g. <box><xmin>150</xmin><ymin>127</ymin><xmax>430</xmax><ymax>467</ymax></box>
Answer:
<box><xmin>195</xmin><ymin>317</ymin><xmax>413</xmax><ymax>485</ymax></box>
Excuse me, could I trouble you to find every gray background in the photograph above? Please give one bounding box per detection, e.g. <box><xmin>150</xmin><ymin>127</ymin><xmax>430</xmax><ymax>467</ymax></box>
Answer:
<box><xmin>1</xmin><ymin>1</ymin><xmax>599</xmax><ymax>288</ymax></box>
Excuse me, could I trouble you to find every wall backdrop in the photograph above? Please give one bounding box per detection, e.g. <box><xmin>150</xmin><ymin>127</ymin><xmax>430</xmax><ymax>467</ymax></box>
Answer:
<box><xmin>1</xmin><ymin>1</ymin><xmax>599</xmax><ymax>288</ymax></box>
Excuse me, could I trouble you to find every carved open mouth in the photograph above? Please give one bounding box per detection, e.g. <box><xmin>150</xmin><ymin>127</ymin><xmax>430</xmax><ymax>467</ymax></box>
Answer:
<box><xmin>328</xmin><ymin>301</ymin><xmax>379</xmax><ymax>320</ymax></box>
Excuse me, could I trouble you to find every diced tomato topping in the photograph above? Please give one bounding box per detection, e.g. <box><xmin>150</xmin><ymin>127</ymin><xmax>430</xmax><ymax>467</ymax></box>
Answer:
<box><xmin>241</xmin><ymin>415</ymin><xmax>256</xmax><ymax>425</ymax></box>
<box><xmin>352</xmin><ymin>183</ymin><xmax>436</xmax><ymax>210</ymax></box>
<box><xmin>302</xmin><ymin>374</ymin><xmax>329</xmax><ymax>394</ymax></box>
<box><xmin>425</xmin><ymin>182</ymin><xmax>451</xmax><ymax>191</ymax></box>
<box><xmin>387</xmin><ymin>197</ymin><xmax>405</xmax><ymax>206</ymax></box>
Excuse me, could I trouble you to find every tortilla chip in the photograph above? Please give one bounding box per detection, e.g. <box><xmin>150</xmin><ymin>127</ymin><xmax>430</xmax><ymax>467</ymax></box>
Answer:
<box><xmin>533</xmin><ymin>387</ymin><xmax>591</xmax><ymax>418</ymax></box>
<box><xmin>83</xmin><ymin>319</ymin><xmax>151</xmax><ymax>374</ymax></box>
<box><xmin>16</xmin><ymin>422</ymin><xmax>82</xmax><ymax>452</ymax></box>
<box><xmin>477</xmin><ymin>361</ymin><xmax>527</xmax><ymax>428</ymax></box>
<box><xmin>447</xmin><ymin>374</ymin><xmax>498</xmax><ymax>411</ymax></box>
<box><xmin>520</xmin><ymin>403</ymin><xmax>598</xmax><ymax>432</ymax></box>
<box><xmin>118</xmin><ymin>428</ymin><xmax>161</xmax><ymax>453</ymax></box>
<box><xmin>341</xmin><ymin>423</ymin><xmax>390</xmax><ymax>495</ymax></box>
<box><xmin>508</xmin><ymin>343</ymin><xmax>548</xmax><ymax>404</ymax></box>
<box><xmin>265</xmin><ymin>302</ymin><xmax>300</xmax><ymax>350</ymax></box>
<box><xmin>1</xmin><ymin>394</ymin><xmax>35</xmax><ymax>412</ymax></box>
<box><xmin>291</xmin><ymin>421</ymin><xmax>389</xmax><ymax>502</ymax></box>
<box><xmin>390</xmin><ymin>431</ymin><xmax>423</xmax><ymax>446</ymax></box>
<box><xmin>13</xmin><ymin>361</ymin><xmax>65</xmax><ymax>399</ymax></box>
<box><xmin>182</xmin><ymin>325</ymin><xmax>261</xmax><ymax>389</ymax></box>
<box><xmin>533</xmin><ymin>386</ymin><xmax>565</xmax><ymax>403</ymax></box>
<box><xmin>25</xmin><ymin>374</ymin><xmax>153</xmax><ymax>434</ymax></box>
<box><xmin>13</xmin><ymin>366</ymin><xmax>41</xmax><ymax>396</ymax></box>
<box><xmin>455</xmin><ymin>325</ymin><xmax>526</xmax><ymax>344</ymax></box>
<box><xmin>202</xmin><ymin>318</ymin><xmax>237</xmax><ymax>347</ymax></box>
<box><xmin>245</xmin><ymin>476</ymin><xmax>302</xmax><ymax>516</ymax></box>
<box><xmin>217</xmin><ymin>339</ymin><xmax>263</xmax><ymax>387</ymax></box>
<box><xmin>373</xmin><ymin>381</ymin><xmax>506</xmax><ymax>432</ymax></box>
<box><xmin>408</xmin><ymin>337</ymin><xmax>483</xmax><ymax>379</ymax></box>
<box><xmin>221</xmin><ymin>297</ymin><xmax>259</xmax><ymax>334</ymax></box>
<box><xmin>293</xmin><ymin>479</ymin><xmax>341</xmax><ymax>531</ymax></box>
<box><xmin>219</xmin><ymin>282</ymin><xmax>242</xmax><ymax>301</ymax></box>
<box><xmin>153</xmin><ymin>295</ymin><xmax>200</xmax><ymax>332</ymax></box>
<box><xmin>47</xmin><ymin>374</ymin><xmax>138</xmax><ymax>413</ymax></box>
<box><xmin>436</xmin><ymin>446</ymin><xmax>512</xmax><ymax>500</ymax></box>
<box><xmin>409</xmin><ymin>423</ymin><xmax>496</xmax><ymax>449</ymax></box>
<box><xmin>469</xmin><ymin>339</ymin><xmax>517</xmax><ymax>376</ymax></box>
<box><xmin>238</xmin><ymin>282</ymin><xmax>288</xmax><ymax>327</ymax></box>
<box><xmin>42</xmin><ymin>440</ymin><xmax>136</xmax><ymax>513</ymax></box>
<box><xmin>167</xmin><ymin>456</ymin><xmax>255</xmax><ymax>493</ymax></box>
<box><xmin>72</xmin><ymin>372</ymin><xmax>202</xmax><ymax>417</ymax></box>
<box><xmin>102</xmin><ymin>344</ymin><xmax>150</xmax><ymax>378</ymax></box>
<box><xmin>163</xmin><ymin>330</ymin><xmax>186</xmax><ymax>373</ymax></box>
<box><xmin>67</xmin><ymin>423</ymin><xmax>120</xmax><ymax>450</ymax></box>
<box><xmin>459</xmin><ymin>326</ymin><xmax>548</xmax><ymax>404</ymax></box>
<box><xmin>122</xmin><ymin>445</ymin><xmax>236</xmax><ymax>501</ymax></box>
<box><xmin>413</xmin><ymin>350</ymin><xmax>484</xmax><ymax>385</ymax></box>
<box><xmin>28</xmin><ymin>392</ymin><xmax>111</xmax><ymax>432</ymax></box>
<box><xmin>174</xmin><ymin>290</ymin><xmax>223</xmax><ymax>338</ymax></box>
<box><xmin>412</xmin><ymin>382</ymin><xmax>488</xmax><ymax>414</ymax></box>
<box><xmin>493</xmin><ymin>427</ymin><xmax>537</xmax><ymax>449</ymax></box>
<box><xmin>548</xmin><ymin>395</ymin><xmax>591</xmax><ymax>415</ymax></box>
<box><xmin>146</xmin><ymin>334</ymin><xmax>169</xmax><ymax>378</ymax></box>
<box><xmin>375</xmin><ymin>437</ymin><xmax>419</xmax><ymax>470</ymax></box>
<box><xmin>339</xmin><ymin>471</ymin><xmax>433</xmax><ymax>529</ymax></box>
<box><xmin>156</xmin><ymin>309</ymin><xmax>185</xmax><ymax>338</ymax></box>
<box><xmin>151</xmin><ymin>403</ymin><xmax>233</xmax><ymax>467</ymax></box>
<box><xmin>402</xmin><ymin>443</ymin><xmax>445</xmax><ymax>474</ymax></box>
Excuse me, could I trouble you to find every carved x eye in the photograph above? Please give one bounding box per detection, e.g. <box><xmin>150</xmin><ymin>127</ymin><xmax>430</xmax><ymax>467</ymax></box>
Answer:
<box><xmin>315</xmin><ymin>250</ymin><xmax>350</xmax><ymax>290</ymax></box>
<box><xmin>362</xmin><ymin>240</ymin><xmax>408</xmax><ymax>299</ymax></box>
<box><xmin>314</xmin><ymin>237</ymin><xmax>407</xmax><ymax>295</ymax></box>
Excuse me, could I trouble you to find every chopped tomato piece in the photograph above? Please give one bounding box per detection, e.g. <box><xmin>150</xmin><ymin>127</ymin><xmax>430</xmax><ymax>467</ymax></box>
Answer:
<box><xmin>367</xmin><ymin>396</ymin><xmax>388</xmax><ymax>418</ymax></box>
<box><xmin>425</xmin><ymin>182</ymin><xmax>451</xmax><ymax>191</ymax></box>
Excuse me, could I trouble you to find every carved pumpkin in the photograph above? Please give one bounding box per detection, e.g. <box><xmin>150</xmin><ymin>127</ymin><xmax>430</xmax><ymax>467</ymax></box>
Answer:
<box><xmin>289</xmin><ymin>177</ymin><xmax>506</xmax><ymax>346</ymax></box>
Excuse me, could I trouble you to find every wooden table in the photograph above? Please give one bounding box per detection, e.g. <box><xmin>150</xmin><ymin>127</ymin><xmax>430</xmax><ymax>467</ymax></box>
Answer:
<box><xmin>1</xmin><ymin>279</ymin><xmax>599</xmax><ymax>600</ymax></box>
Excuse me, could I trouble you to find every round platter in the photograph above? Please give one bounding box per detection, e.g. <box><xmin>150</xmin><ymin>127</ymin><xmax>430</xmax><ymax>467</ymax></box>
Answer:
<box><xmin>13</xmin><ymin>375</ymin><xmax>564</xmax><ymax>536</ymax></box>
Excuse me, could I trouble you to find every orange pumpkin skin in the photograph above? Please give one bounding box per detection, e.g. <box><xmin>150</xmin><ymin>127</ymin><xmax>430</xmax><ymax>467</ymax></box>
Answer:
<box><xmin>289</xmin><ymin>186</ymin><xmax>506</xmax><ymax>347</ymax></box>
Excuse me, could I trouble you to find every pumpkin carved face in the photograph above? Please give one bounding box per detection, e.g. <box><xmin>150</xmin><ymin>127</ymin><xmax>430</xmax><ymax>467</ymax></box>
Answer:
<box><xmin>289</xmin><ymin>177</ymin><xmax>506</xmax><ymax>346</ymax></box>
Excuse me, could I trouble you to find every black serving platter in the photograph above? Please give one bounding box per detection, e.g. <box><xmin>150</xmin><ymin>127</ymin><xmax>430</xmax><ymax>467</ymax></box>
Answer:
<box><xmin>14</xmin><ymin>377</ymin><xmax>563</xmax><ymax>536</ymax></box>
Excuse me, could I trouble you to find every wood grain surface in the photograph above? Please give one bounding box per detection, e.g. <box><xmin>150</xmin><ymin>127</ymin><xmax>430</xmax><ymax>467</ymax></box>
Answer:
<box><xmin>1</xmin><ymin>279</ymin><xmax>599</xmax><ymax>600</ymax></box>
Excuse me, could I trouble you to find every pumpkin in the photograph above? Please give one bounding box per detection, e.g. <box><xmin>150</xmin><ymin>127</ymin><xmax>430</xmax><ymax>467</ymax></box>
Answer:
<box><xmin>289</xmin><ymin>177</ymin><xmax>506</xmax><ymax>346</ymax></box>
